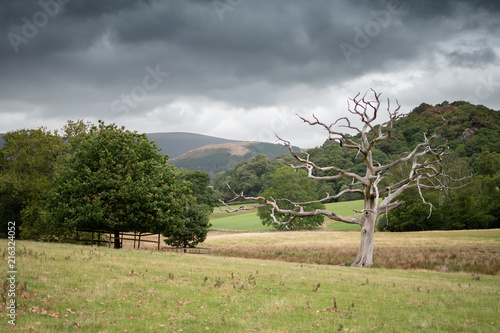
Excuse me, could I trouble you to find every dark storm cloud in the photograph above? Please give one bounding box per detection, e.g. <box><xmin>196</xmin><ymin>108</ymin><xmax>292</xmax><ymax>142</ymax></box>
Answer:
<box><xmin>0</xmin><ymin>0</ymin><xmax>499</xmax><ymax>145</ymax></box>
<box><xmin>1</xmin><ymin>0</ymin><xmax>494</xmax><ymax>85</ymax></box>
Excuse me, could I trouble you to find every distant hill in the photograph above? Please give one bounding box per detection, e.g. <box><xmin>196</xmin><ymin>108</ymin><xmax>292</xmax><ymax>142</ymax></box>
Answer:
<box><xmin>171</xmin><ymin>141</ymin><xmax>300</xmax><ymax>178</ymax></box>
<box><xmin>146</xmin><ymin>132</ymin><xmax>238</xmax><ymax>159</ymax></box>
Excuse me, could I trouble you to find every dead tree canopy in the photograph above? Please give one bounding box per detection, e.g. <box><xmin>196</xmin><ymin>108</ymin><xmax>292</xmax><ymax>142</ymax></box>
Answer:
<box><xmin>222</xmin><ymin>89</ymin><xmax>469</xmax><ymax>268</ymax></box>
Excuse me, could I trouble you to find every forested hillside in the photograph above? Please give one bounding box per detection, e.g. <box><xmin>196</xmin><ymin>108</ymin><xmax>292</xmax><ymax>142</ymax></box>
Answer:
<box><xmin>213</xmin><ymin>101</ymin><xmax>500</xmax><ymax>231</ymax></box>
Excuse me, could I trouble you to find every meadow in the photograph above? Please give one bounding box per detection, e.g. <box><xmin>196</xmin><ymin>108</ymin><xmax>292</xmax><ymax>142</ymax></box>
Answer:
<box><xmin>211</xmin><ymin>200</ymin><xmax>363</xmax><ymax>232</ymax></box>
<box><xmin>1</xmin><ymin>240</ymin><xmax>499</xmax><ymax>332</ymax></box>
<box><xmin>2</xmin><ymin>200</ymin><xmax>499</xmax><ymax>331</ymax></box>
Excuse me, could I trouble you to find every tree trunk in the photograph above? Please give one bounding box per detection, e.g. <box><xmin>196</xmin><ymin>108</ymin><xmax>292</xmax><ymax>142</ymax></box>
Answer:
<box><xmin>351</xmin><ymin>211</ymin><xmax>377</xmax><ymax>267</ymax></box>
<box><xmin>114</xmin><ymin>230</ymin><xmax>121</xmax><ymax>249</ymax></box>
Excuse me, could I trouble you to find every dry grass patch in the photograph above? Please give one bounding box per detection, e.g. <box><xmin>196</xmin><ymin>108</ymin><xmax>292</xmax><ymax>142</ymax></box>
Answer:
<box><xmin>203</xmin><ymin>230</ymin><xmax>500</xmax><ymax>275</ymax></box>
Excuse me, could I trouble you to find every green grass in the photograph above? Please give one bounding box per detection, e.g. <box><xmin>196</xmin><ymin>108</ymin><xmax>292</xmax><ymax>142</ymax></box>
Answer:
<box><xmin>326</xmin><ymin>221</ymin><xmax>361</xmax><ymax>231</ymax></box>
<box><xmin>2</xmin><ymin>240</ymin><xmax>499</xmax><ymax>332</ymax></box>
<box><xmin>324</xmin><ymin>201</ymin><xmax>363</xmax><ymax>231</ymax></box>
<box><xmin>211</xmin><ymin>200</ymin><xmax>365</xmax><ymax>232</ymax></box>
<box><xmin>210</xmin><ymin>212</ymin><xmax>275</xmax><ymax>232</ymax></box>
<box><xmin>323</xmin><ymin>200</ymin><xmax>364</xmax><ymax>217</ymax></box>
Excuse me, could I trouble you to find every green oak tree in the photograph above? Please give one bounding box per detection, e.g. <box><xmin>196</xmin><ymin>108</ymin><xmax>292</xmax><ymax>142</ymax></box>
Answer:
<box><xmin>46</xmin><ymin>121</ymin><xmax>193</xmax><ymax>248</ymax></box>
<box><xmin>181</xmin><ymin>170</ymin><xmax>219</xmax><ymax>210</ymax></box>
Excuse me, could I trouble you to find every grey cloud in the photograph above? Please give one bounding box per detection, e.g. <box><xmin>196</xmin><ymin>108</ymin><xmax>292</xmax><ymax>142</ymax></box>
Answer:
<box><xmin>448</xmin><ymin>47</ymin><xmax>498</xmax><ymax>68</ymax></box>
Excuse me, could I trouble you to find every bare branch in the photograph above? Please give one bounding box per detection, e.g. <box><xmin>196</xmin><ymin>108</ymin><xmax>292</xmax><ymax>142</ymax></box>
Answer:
<box><xmin>277</xmin><ymin>136</ymin><xmax>365</xmax><ymax>183</ymax></box>
<box><xmin>220</xmin><ymin>183</ymin><xmax>360</xmax><ymax>226</ymax></box>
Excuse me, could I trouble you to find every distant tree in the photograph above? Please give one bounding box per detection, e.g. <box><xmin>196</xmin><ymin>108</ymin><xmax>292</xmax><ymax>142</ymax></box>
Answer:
<box><xmin>383</xmin><ymin>150</ymin><xmax>499</xmax><ymax>231</ymax></box>
<box><xmin>46</xmin><ymin>121</ymin><xmax>192</xmax><ymax>248</ymax></box>
<box><xmin>163</xmin><ymin>170</ymin><xmax>218</xmax><ymax>248</ymax></box>
<box><xmin>471</xmin><ymin>150</ymin><xmax>500</xmax><ymax>228</ymax></box>
<box><xmin>222</xmin><ymin>90</ymin><xmax>469</xmax><ymax>267</ymax></box>
<box><xmin>212</xmin><ymin>154</ymin><xmax>283</xmax><ymax>201</ymax></box>
<box><xmin>180</xmin><ymin>170</ymin><xmax>219</xmax><ymax>211</ymax></box>
<box><xmin>257</xmin><ymin>166</ymin><xmax>325</xmax><ymax>230</ymax></box>
<box><xmin>379</xmin><ymin>189</ymin><xmax>441</xmax><ymax>232</ymax></box>
<box><xmin>0</xmin><ymin>128</ymin><xmax>67</xmax><ymax>239</ymax></box>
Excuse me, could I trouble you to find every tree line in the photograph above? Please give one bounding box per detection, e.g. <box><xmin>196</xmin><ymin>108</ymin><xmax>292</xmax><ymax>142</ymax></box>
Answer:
<box><xmin>0</xmin><ymin>120</ymin><xmax>218</xmax><ymax>248</ymax></box>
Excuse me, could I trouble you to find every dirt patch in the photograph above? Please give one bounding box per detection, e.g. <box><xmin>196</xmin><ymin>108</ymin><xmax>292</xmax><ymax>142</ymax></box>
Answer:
<box><xmin>173</xmin><ymin>141</ymin><xmax>255</xmax><ymax>161</ymax></box>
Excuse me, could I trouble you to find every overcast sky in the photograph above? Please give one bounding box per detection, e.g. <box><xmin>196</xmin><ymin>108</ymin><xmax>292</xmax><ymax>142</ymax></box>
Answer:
<box><xmin>1</xmin><ymin>0</ymin><xmax>499</xmax><ymax>148</ymax></box>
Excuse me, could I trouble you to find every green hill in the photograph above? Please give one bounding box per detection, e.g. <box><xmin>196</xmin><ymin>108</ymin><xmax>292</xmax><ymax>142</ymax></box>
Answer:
<box><xmin>171</xmin><ymin>141</ymin><xmax>301</xmax><ymax>178</ymax></box>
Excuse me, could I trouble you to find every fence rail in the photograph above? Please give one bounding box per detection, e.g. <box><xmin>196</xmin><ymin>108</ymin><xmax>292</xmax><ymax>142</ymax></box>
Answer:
<box><xmin>163</xmin><ymin>247</ymin><xmax>211</xmax><ymax>255</ymax></box>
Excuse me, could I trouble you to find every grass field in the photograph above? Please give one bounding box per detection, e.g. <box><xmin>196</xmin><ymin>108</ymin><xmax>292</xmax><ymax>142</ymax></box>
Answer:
<box><xmin>1</xmin><ymin>240</ymin><xmax>499</xmax><ymax>332</ymax></box>
<box><xmin>211</xmin><ymin>200</ymin><xmax>364</xmax><ymax>232</ymax></box>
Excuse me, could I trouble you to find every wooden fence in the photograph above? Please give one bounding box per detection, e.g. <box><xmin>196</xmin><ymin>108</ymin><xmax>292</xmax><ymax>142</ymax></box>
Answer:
<box><xmin>75</xmin><ymin>230</ymin><xmax>161</xmax><ymax>250</ymax></box>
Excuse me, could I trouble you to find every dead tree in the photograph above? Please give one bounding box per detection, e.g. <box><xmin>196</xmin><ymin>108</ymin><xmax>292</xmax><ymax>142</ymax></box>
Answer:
<box><xmin>222</xmin><ymin>90</ymin><xmax>469</xmax><ymax>267</ymax></box>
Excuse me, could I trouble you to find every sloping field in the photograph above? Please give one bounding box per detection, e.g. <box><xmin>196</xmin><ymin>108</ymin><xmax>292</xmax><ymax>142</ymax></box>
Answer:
<box><xmin>2</xmin><ymin>240</ymin><xmax>499</xmax><ymax>332</ymax></box>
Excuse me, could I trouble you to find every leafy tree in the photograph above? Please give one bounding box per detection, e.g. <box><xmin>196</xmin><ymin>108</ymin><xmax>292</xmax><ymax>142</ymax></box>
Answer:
<box><xmin>379</xmin><ymin>189</ymin><xmax>441</xmax><ymax>231</ymax></box>
<box><xmin>257</xmin><ymin>167</ymin><xmax>325</xmax><ymax>230</ymax></box>
<box><xmin>181</xmin><ymin>170</ymin><xmax>219</xmax><ymax>210</ymax></box>
<box><xmin>163</xmin><ymin>170</ymin><xmax>218</xmax><ymax>248</ymax></box>
<box><xmin>163</xmin><ymin>205</ymin><xmax>211</xmax><ymax>248</ymax></box>
<box><xmin>212</xmin><ymin>154</ymin><xmax>283</xmax><ymax>201</ymax></box>
<box><xmin>62</xmin><ymin>119</ymin><xmax>92</xmax><ymax>144</ymax></box>
<box><xmin>383</xmin><ymin>150</ymin><xmax>500</xmax><ymax>231</ymax></box>
<box><xmin>463</xmin><ymin>150</ymin><xmax>500</xmax><ymax>228</ymax></box>
<box><xmin>0</xmin><ymin>128</ymin><xmax>67</xmax><ymax>239</ymax></box>
<box><xmin>46</xmin><ymin>121</ymin><xmax>192</xmax><ymax>248</ymax></box>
